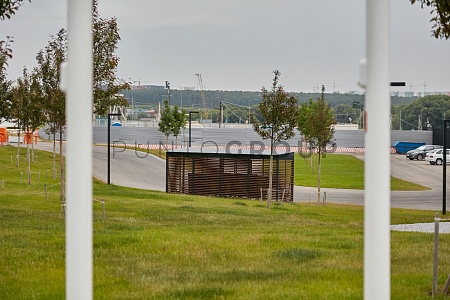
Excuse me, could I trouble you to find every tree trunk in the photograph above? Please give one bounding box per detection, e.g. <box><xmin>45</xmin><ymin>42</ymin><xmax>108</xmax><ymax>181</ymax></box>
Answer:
<box><xmin>31</xmin><ymin>130</ymin><xmax>35</xmax><ymax>162</ymax></box>
<box><xmin>27</xmin><ymin>129</ymin><xmax>31</xmax><ymax>185</ymax></box>
<box><xmin>317</xmin><ymin>148</ymin><xmax>321</xmax><ymax>203</ymax></box>
<box><xmin>53</xmin><ymin>131</ymin><xmax>56</xmax><ymax>180</ymax></box>
<box><xmin>268</xmin><ymin>153</ymin><xmax>273</xmax><ymax>207</ymax></box>
<box><xmin>267</xmin><ymin>134</ymin><xmax>274</xmax><ymax>207</ymax></box>
<box><xmin>16</xmin><ymin>130</ymin><xmax>21</xmax><ymax>167</ymax></box>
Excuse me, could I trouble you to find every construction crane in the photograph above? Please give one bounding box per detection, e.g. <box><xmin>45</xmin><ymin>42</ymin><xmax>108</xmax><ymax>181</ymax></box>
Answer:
<box><xmin>195</xmin><ymin>73</ymin><xmax>209</xmax><ymax>119</ymax></box>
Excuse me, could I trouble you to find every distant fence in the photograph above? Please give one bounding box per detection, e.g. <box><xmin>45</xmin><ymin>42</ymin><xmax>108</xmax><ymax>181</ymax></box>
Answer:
<box><xmin>40</xmin><ymin>126</ymin><xmax>434</xmax><ymax>149</ymax></box>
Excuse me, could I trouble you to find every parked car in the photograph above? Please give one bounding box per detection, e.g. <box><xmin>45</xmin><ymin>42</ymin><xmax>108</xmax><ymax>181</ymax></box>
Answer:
<box><xmin>406</xmin><ymin>145</ymin><xmax>442</xmax><ymax>160</ymax></box>
<box><xmin>425</xmin><ymin>148</ymin><xmax>450</xmax><ymax>165</ymax></box>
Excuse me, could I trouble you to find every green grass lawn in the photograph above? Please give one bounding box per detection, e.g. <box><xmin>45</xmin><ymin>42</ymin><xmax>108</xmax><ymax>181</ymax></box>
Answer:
<box><xmin>0</xmin><ymin>145</ymin><xmax>446</xmax><ymax>299</ymax></box>
<box><xmin>295</xmin><ymin>153</ymin><xmax>429</xmax><ymax>191</ymax></box>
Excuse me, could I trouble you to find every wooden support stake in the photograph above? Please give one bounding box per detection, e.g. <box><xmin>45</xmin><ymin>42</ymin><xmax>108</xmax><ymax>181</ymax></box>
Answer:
<box><xmin>102</xmin><ymin>199</ymin><xmax>105</xmax><ymax>223</ymax></box>
<box><xmin>442</xmin><ymin>274</ymin><xmax>450</xmax><ymax>295</ymax></box>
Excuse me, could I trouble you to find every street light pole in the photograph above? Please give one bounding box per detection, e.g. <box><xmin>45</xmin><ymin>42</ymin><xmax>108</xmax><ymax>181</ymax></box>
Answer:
<box><xmin>165</xmin><ymin>81</ymin><xmax>170</xmax><ymax>104</ymax></box>
<box><xmin>248</xmin><ymin>98</ymin><xmax>258</xmax><ymax>124</ymax></box>
<box><xmin>189</xmin><ymin>111</ymin><xmax>199</xmax><ymax>147</ymax></box>
<box><xmin>248</xmin><ymin>100</ymin><xmax>251</xmax><ymax>124</ymax></box>
<box><xmin>131</xmin><ymin>86</ymin><xmax>134</xmax><ymax>122</ymax></box>
<box><xmin>107</xmin><ymin>113</ymin><xmax>121</xmax><ymax>184</ymax></box>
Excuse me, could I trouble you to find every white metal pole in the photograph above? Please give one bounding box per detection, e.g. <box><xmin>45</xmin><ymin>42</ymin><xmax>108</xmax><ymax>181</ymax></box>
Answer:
<box><xmin>364</xmin><ymin>0</ymin><xmax>391</xmax><ymax>299</ymax></box>
<box><xmin>66</xmin><ymin>0</ymin><xmax>93</xmax><ymax>299</ymax></box>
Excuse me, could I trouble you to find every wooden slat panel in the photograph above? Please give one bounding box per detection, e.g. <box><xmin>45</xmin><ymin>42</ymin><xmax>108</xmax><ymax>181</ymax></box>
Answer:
<box><xmin>166</xmin><ymin>153</ymin><xmax>293</xmax><ymax>202</ymax></box>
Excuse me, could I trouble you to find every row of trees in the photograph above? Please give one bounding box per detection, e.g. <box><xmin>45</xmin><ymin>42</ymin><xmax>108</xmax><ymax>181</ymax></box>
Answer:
<box><xmin>121</xmin><ymin>87</ymin><xmax>414</xmax><ymax>115</ymax></box>
<box><xmin>126</xmin><ymin>85</ymin><xmax>449</xmax><ymax>128</ymax></box>
<box><xmin>0</xmin><ymin>1</ymin><xmax>129</xmax><ymax>199</ymax></box>
<box><xmin>390</xmin><ymin>94</ymin><xmax>450</xmax><ymax>130</ymax></box>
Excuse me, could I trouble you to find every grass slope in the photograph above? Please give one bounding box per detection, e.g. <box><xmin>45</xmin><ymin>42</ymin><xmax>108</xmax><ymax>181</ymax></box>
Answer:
<box><xmin>0</xmin><ymin>145</ymin><xmax>445</xmax><ymax>299</ymax></box>
<box><xmin>294</xmin><ymin>153</ymin><xmax>429</xmax><ymax>191</ymax></box>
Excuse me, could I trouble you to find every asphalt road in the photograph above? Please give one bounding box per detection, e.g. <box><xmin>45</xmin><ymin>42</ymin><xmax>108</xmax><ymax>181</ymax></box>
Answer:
<box><xmin>33</xmin><ymin>142</ymin><xmax>166</xmax><ymax>191</ymax></box>
<box><xmin>91</xmin><ymin>146</ymin><xmax>166</xmax><ymax>191</ymax></box>
<box><xmin>33</xmin><ymin>142</ymin><xmax>448</xmax><ymax>211</ymax></box>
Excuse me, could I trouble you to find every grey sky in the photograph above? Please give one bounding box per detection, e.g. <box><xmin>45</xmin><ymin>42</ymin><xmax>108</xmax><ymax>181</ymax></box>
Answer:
<box><xmin>1</xmin><ymin>0</ymin><xmax>449</xmax><ymax>93</ymax></box>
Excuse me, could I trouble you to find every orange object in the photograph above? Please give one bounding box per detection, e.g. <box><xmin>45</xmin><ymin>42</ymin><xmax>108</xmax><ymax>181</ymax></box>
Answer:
<box><xmin>0</xmin><ymin>128</ymin><xmax>8</xmax><ymax>143</ymax></box>
<box><xmin>23</xmin><ymin>130</ymin><xmax>39</xmax><ymax>144</ymax></box>
<box><xmin>23</xmin><ymin>131</ymin><xmax>33</xmax><ymax>144</ymax></box>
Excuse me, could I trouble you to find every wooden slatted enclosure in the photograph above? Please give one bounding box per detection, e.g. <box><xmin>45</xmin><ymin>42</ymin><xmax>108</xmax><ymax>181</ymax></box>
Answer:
<box><xmin>166</xmin><ymin>148</ymin><xmax>294</xmax><ymax>202</ymax></box>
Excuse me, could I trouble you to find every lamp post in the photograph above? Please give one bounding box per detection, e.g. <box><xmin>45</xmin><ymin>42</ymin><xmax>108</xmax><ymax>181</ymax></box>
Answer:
<box><xmin>189</xmin><ymin>111</ymin><xmax>199</xmax><ymax>147</ymax></box>
<box><xmin>165</xmin><ymin>81</ymin><xmax>170</xmax><ymax>104</ymax></box>
<box><xmin>131</xmin><ymin>86</ymin><xmax>134</xmax><ymax>121</ymax></box>
<box><xmin>107</xmin><ymin>113</ymin><xmax>121</xmax><ymax>184</ymax></box>
<box><xmin>248</xmin><ymin>98</ymin><xmax>258</xmax><ymax>124</ymax></box>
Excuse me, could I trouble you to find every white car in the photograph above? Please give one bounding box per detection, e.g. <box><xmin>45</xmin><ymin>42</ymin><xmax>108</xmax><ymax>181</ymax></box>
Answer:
<box><xmin>425</xmin><ymin>149</ymin><xmax>450</xmax><ymax>165</ymax></box>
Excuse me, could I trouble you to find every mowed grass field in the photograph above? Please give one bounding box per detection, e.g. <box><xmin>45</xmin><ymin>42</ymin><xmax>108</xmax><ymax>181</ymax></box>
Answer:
<box><xmin>0</xmin><ymin>145</ymin><xmax>448</xmax><ymax>299</ymax></box>
<box><xmin>294</xmin><ymin>153</ymin><xmax>429</xmax><ymax>191</ymax></box>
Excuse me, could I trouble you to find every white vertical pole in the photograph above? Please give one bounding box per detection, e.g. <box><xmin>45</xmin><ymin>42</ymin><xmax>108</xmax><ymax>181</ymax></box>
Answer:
<box><xmin>364</xmin><ymin>0</ymin><xmax>391</xmax><ymax>299</ymax></box>
<box><xmin>65</xmin><ymin>0</ymin><xmax>93</xmax><ymax>299</ymax></box>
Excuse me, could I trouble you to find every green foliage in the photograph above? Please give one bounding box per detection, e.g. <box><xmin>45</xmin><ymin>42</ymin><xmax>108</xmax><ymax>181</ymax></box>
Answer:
<box><xmin>297</xmin><ymin>87</ymin><xmax>336</xmax><ymax>202</ymax></box>
<box><xmin>298</xmin><ymin>86</ymin><xmax>336</xmax><ymax>152</ymax></box>
<box><xmin>92</xmin><ymin>0</ymin><xmax>129</xmax><ymax>117</ymax></box>
<box><xmin>0</xmin><ymin>37</ymin><xmax>13</xmax><ymax>121</ymax></box>
<box><xmin>333</xmin><ymin>102</ymin><xmax>364</xmax><ymax>126</ymax></box>
<box><xmin>158</xmin><ymin>100</ymin><xmax>174</xmax><ymax>139</ymax></box>
<box><xmin>171</xmin><ymin>105</ymin><xmax>187</xmax><ymax>139</ymax></box>
<box><xmin>397</xmin><ymin>94</ymin><xmax>450</xmax><ymax>130</ymax></box>
<box><xmin>35</xmin><ymin>29</ymin><xmax>67</xmax><ymax>136</ymax></box>
<box><xmin>9</xmin><ymin>67</ymin><xmax>45</xmax><ymax>132</ymax></box>
<box><xmin>253</xmin><ymin>70</ymin><xmax>298</xmax><ymax>206</ymax></box>
<box><xmin>35</xmin><ymin>29</ymin><xmax>68</xmax><ymax>198</ymax></box>
<box><xmin>121</xmin><ymin>89</ymin><xmax>418</xmax><ymax>125</ymax></box>
<box><xmin>411</xmin><ymin>0</ymin><xmax>450</xmax><ymax>39</ymax></box>
<box><xmin>157</xmin><ymin>102</ymin><xmax>187</xmax><ymax>145</ymax></box>
<box><xmin>0</xmin><ymin>0</ymin><xmax>30</xmax><ymax>20</ymax></box>
<box><xmin>253</xmin><ymin>70</ymin><xmax>299</xmax><ymax>147</ymax></box>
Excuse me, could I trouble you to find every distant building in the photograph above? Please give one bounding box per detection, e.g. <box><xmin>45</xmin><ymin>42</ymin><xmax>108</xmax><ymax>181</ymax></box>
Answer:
<box><xmin>334</xmin><ymin>124</ymin><xmax>359</xmax><ymax>130</ymax></box>
<box><xmin>131</xmin><ymin>85</ymin><xmax>165</xmax><ymax>90</ymax></box>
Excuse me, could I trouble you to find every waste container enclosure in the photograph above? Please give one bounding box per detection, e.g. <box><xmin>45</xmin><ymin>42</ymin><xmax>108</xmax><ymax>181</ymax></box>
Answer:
<box><xmin>166</xmin><ymin>148</ymin><xmax>294</xmax><ymax>202</ymax></box>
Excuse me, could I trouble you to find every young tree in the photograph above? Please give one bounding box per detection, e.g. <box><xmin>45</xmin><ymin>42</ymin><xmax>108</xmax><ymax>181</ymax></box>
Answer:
<box><xmin>32</xmin><ymin>2</ymin><xmax>128</xmax><ymax>198</ymax></box>
<box><xmin>36</xmin><ymin>29</ymin><xmax>67</xmax><ymax>194</ymax></box>
<box><xmin>172</xmin><ymin>105</ymin><xmax>187</xmax><ymax>147</ymax></box>
<box><xmin>298</xmin><ymin>99</ymin><xmax>317</xmax><ymax>167</ymax></box>
<box><xmin>10</xmin><ymin>68</ymin><xmax>45</xmax><ymax>181</ymax></box>
<box><xmin>298</xmin><ymin>86</ymin><xmax>336</xmax><ymax>203</ymax></box>
<box><xmin>253</xmin><ymin>70</ymin><xmax>299</xmax><ymax>207</ymax></box>
<box><xmin>8</xmin><ymin>70</ymin><xmax>25</xmax><ymax>166</ymax></box>
<box><xmin>158</xmin><ymin>100</ymin><xmax>174</xmax><ymax>147</ymax></box>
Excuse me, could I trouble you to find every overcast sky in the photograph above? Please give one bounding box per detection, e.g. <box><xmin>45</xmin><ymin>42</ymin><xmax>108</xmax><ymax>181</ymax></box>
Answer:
<box><xmin>1</xmin><ymin>1</ymin><xmax>449</xmax><ymax>93</ymax></box>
